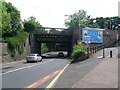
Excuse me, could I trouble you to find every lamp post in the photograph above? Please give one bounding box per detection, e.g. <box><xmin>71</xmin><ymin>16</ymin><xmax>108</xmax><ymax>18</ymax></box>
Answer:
<box><xmin>64</xmin><ymin>15</ymin><xmax>70</xmax><ymax>29</ymax></box>
<box><xmin>103</xmin><ymin>45</ymin><xmax>105</xmax><ymax>58</ymax></box>
<box><xmin>78</xmin><ymin>10</ymin><xmax>80</xmax><ymax>29</ymax></box>
<box><xmin>78</xmin><ymin>10</ymin><xmax>82</xmax><ymax>41</ymax></box>
<box><xmin>110</xmin><ymin>19</ymin><xmax>113</xmax><ymax>30</ymax></box>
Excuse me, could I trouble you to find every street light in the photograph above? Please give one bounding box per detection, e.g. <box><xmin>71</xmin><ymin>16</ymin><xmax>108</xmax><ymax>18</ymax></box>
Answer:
<box><xmin>64</xmin><ymin>15</ymin><xmax>70</xmax><ymax>29</ymax></box>
<box><xmin>78</xmin><ymin>10</ymin><xmax>80</xmax><ymax>29</ymax></box>
<box><xmin>110</xmin><ymin>19</ymin><xmax>114</xmax><ymax>30</ymax></box>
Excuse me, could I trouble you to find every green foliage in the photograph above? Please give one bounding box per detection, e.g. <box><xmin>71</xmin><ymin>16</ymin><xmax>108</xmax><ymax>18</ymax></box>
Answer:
<box><xmin>90</xmin><ymin>16</ymin><xmax>120</xmax><ymax>30</ymax></box>
<box><xmin>2</xmin><ymin>1</ymin><xmax>23</xmax><ymax>37</ymax></box>
<box><xmin>71</xmin><ymin>44</ymin><xmax>87</xmax><ymax>63</ymax></box>
<box><xmin>88</xmin><ymin>19</ymin><xmax>100</xmax><ymax>28</ymax></box>
<box><xmin>65</xmin><ymin>9</ymin><xmax>119</xmax><ymax>30</ymax></box>
<box><xmin>2</xmin><ymin>1</ymin><xmax>12</xmax><ymax>36</ymax></box>
<box><xmin>1</xmin><ymin>0</ymin><xmax>29</xmax><ymax>58</ymax></box>
<box><xmin>6</xmin><ymin>2</ymin><xmax>22</xmax><ymax>35</ymax></box>
<box><xmin>65</xmin><ymin>10</ymin><xmax>90</xmax><ymax>29</ymax></box>
<box><xmin>0</xmin><ymin>38</ymin><xmax>5</xmax><ymax>42</ymax></box>
<box><xmin>6</xmin><ymin>32</ymin><xmax>29</xmax><ymax>56</ymax></box>
<box><xmin>23</xmin><ymin>16</ymin><xmax>42</xmax><ymax>33</ymax></box>
<box><xmin>41</xmin><ymin>43</ymin><xmax>48</xmax><ymax>54</ymax></box>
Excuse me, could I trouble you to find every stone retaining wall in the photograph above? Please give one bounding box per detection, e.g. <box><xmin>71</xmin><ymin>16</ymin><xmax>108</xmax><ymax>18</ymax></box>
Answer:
<box><xmin>1</xmin><ymin>38</ymin><xmax>30</xmax><ymax>63</ymax></box>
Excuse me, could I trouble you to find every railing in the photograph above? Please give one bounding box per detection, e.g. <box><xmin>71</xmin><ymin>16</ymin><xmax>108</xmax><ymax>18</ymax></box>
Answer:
<box><xmin>34</xmin><ymin>27</ymin><xmax>73</xmax><ymax>35</ymax></box>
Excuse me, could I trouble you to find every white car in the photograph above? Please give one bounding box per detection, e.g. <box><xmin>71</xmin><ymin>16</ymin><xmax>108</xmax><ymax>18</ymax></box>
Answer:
<box><xmin>26</xmin><ymin>53</ymin><xmax>42</xmax><ymax>62</ymax></box>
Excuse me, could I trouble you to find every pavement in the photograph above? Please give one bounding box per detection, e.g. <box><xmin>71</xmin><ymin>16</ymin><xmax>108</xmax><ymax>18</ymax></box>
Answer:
<box><xmin>53</xmin><ymin>47</ymin><xmax>118</xmax><ymax>88</ymax></box>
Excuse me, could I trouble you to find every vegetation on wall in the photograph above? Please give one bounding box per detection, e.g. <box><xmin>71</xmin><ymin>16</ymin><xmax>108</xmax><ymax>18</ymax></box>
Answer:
<box><xmin>1</xmin><ymin>0</ymin><xmax>29</xmax><ymax>58</ymax></box>
<box><xmin>5</xmin><ymin>32</ymin><xmax>29</xmax><ymax>57</ymax></box>
<box><xmin>71</xmin><ymin>44</ymin><xmax>87</xmax><ymax>63</ymax></box>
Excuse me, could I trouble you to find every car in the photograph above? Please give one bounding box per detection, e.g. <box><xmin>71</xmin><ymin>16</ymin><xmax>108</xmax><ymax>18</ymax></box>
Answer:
<box><xmin>58</xmin><ymin>51</ymin><xmax>64</xmax><ymax>57</ymax></box>
<box><xmin>26</xmin><ymin>53</ymin><xmax>42</xmax><ymax>62</ymax></box>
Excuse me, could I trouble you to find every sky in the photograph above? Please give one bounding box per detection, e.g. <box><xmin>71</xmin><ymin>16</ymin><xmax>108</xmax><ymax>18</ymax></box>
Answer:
<box><xmin>5</xmin><ymin>0</ymin><xmax>119</xmax><ymax>28</ymax></box>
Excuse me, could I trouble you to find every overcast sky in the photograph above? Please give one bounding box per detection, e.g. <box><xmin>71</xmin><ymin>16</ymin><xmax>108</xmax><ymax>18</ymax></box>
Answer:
<box><xmin>5</xmin><ymin>0</ymin><xmax>119</xmax><ymax>28</ymax></box>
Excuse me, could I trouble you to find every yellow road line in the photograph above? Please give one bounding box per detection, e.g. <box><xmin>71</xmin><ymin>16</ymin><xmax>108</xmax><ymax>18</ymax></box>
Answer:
<box><xmin>45</xmin><ymin>62</ymin><xmax>70</xmax><ymax>90</ymax></box>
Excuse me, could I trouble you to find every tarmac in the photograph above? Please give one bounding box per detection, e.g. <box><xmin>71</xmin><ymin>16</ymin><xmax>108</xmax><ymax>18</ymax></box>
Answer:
<box><xmin>53</xmin><ymin>47</ymin><xmax>119</xmax><ymax>89</ymax></box>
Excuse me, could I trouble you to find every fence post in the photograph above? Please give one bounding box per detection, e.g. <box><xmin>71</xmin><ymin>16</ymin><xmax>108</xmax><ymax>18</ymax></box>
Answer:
<box><xmin>87</xmin><ymin>47</ymin><xmax>89</xmax><ymax>58</ymax></box>
<box><xmin>110</xmin><ymin>50</ymin><xmax>112</xmax><ymax>58</ymax></box>
<box><xmin>95</xmin><ymin>47</ymin><xmax>96</xmax><ymax>53</ymax></box>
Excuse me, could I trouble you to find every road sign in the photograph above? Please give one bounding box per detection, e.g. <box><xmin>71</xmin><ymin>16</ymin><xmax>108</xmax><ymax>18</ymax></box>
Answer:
<box><xmin>85</xmin><ymin>36</ymin><xmax>90</xmax><ymax>44</ymax></box>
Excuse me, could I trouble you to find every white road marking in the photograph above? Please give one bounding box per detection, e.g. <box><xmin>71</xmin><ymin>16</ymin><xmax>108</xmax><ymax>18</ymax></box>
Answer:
<box><xmin>1</xmin><ymin>59</ymin><xmax>55</xmax><ymax>75</ymax></box>
<box><xmin>46</xmin><ymin>62</ymin><xmax>70</xmax><ymax>89</ymax></box>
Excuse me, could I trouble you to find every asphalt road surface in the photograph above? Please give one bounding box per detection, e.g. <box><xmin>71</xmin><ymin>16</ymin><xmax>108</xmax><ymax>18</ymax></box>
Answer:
<box><xmin>1</xmin><ymin>47</ymin><xmax>118</xmax><ymax>89</ymax></box>
<box><xmin>2</xmin><ymin>58</ymin><xmax>70</xmax><ymax>89</ymax></box>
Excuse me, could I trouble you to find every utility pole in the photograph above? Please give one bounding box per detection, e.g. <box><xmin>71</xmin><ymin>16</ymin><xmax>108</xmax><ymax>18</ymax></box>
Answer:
<box><xmin>78</xmin><ymin>10</ymin><xmax>81</xmax><ymax>41</ymax></box>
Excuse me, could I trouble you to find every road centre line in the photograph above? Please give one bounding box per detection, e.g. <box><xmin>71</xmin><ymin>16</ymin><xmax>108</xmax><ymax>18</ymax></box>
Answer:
<box><xmin>1</xmin><ymin>59</ymin><xmax>55</xmax><ymax>75</ymax></box>
<box><xmin>1</xmin><ymin>59</ymin><xmax>53</xmax><ymax>69</ymax></box>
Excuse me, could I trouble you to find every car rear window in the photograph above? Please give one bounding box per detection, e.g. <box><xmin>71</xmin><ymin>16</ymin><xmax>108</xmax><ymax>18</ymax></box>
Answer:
<box><xmin>29</xmin><ymin>54</ymin><xmax>36</xmax><ymax>56</ymax></box>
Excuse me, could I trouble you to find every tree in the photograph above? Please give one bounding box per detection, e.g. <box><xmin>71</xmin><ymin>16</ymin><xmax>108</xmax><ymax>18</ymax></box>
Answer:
<box><xmin>65</xmin><ymin>10</ymin><xmax>90</xmax><ymax>29</ymax></box>
<box><xmin>88</xmin><ymin>19</ymin><xmax>100</xmax><ymax>28</ymax></box>
<box><xmin>6</xmin><ymin>2</ymin><xmax>22</xmax><ymax>36</ymax></box>
<box><xmin>92</xmin><ymin>17</ymin><xmax>120</xmax><ymax>30</ymax></box>
<box><xmin>23</xmin><ymin>16</ymin><xmax>42</xmax><ymax>33</ymax></box>
<box><xmin>103</xmin><ymin>21</ymin><xmax>109</xmax><ymax>29</ymax></box>
<box><xmin>2</xmin><ymin>0</ymin><xmax>23</xmax><ymax>37</ymax></box>
<box><xmin>2</xmin><ymin>1</ymin><xmax>12</xmax><ymax>37</ymax></box>
<box><xmin>41</xmin><ymin>43</ymin><xmax>48</xmax><ymax>54</ymax></box>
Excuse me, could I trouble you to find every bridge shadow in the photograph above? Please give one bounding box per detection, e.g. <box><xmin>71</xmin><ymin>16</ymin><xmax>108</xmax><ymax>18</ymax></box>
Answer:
<box><xmin>42</xmin><ymin>55</ymin><xmax>68</xmax><ymax>59</ymax></box>
<box><xmin>41</xmin><ymin>51</ymin><xmax>68</xmax><ymax>59</ymax></box>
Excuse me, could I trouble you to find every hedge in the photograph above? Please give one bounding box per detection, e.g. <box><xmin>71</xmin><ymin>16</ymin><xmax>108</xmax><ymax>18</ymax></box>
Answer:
<box><xmin>71</xmin><ymin>44</ymin><xmax>87</xmax><ymax>63</ymax></box>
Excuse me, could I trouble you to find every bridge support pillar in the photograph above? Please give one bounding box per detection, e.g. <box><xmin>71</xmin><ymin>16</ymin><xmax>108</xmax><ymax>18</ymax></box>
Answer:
<box><xmin>30</xmin><ymin>40</ymin><xmax>41</xmax><ymax>55</ymax></box>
